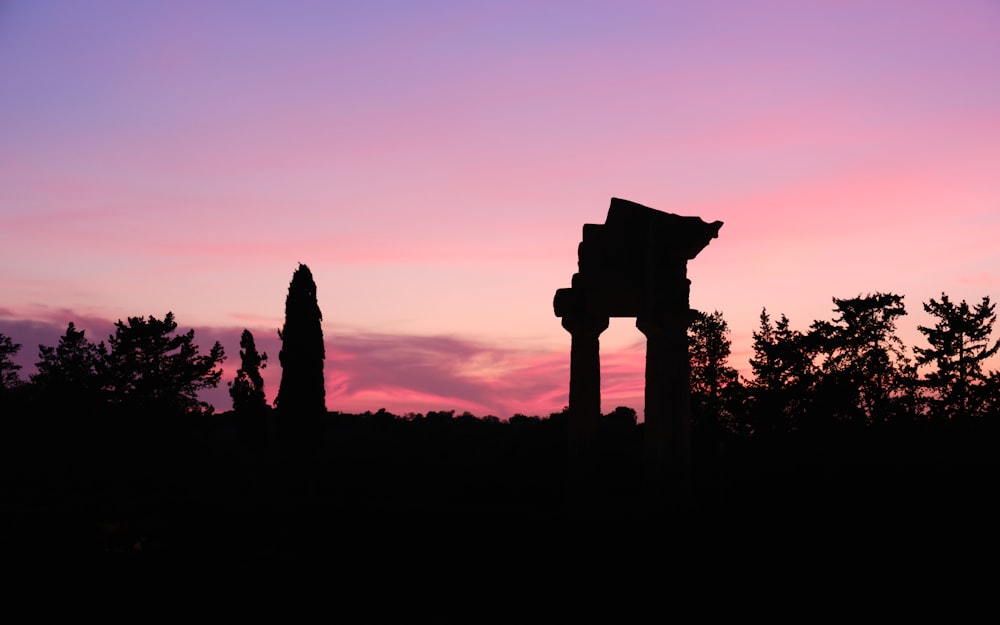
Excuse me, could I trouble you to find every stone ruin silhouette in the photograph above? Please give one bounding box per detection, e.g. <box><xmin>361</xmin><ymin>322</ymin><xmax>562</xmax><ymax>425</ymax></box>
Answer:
<box><xmin>554</xmin><ymin>197</ymin><xmax>722</xmax><ymax>489</ymax></box>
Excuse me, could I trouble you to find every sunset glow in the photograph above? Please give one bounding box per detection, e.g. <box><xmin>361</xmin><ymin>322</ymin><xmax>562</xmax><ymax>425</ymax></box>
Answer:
<box><xmin>2</xmin><ymin>1</ymin><xmax>998</xmax><ymax>417</ymax></box>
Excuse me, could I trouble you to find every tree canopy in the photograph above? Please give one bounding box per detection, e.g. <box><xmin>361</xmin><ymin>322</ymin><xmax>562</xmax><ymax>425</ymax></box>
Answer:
<box><xmin>31</xmin><ymin>322</ymin><xmax>108</xmax><ymax>410</ymax></box>
<box><xmin>810</xmin><ymin>293</ymin><xmax>910</xmax><ymax>423</ymax></box>
<box><xmin>688</xmin><ymin>309</ymin><xmax>740</xmax><ymax>433</ymax></box>
<box><xmin>105</xmin><ymin>312</ymin><xmax>225</xmax><ymax>416</ymax></box>
<box><xmin>915</xmin><ymin>294</ymin><xmax>999</xmax><ymax>419</ymax></box>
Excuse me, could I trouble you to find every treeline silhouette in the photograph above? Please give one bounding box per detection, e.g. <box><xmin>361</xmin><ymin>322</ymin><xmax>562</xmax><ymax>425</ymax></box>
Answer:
<box><xmin>1</xmin><ymin>272</ymin><xmax>999</xmax><ymax>566</ymax></box>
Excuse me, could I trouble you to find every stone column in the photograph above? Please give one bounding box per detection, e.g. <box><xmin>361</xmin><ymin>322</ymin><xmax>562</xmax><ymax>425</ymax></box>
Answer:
<box><xmin>637</xmin><ymin>278</ymin><xmax>695</xmax><ymax>493</ymax></box>
<box><xmin>561</xmin><ymin>314</ymin><xmax>609</xmax><ymax>483</ymax></box>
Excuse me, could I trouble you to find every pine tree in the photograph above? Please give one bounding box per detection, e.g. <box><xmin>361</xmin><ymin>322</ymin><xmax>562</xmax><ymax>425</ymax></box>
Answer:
<box><xmin>688</xmin><ymin>309</ymin><xmax>739</xmax><ymax>433</ymax></box>
<box><xmin>105</xmin><ymin>312</ymin><xmax>226</xmax><ymax>416</ymax></box>
<box><xmin>32</xmin><ymin>322</ymin><xmax>108</xmax><ymax>410</ymax></box>
<box><xmin>746</xmin><ymin>309</ymin><xmax>816</xmax><ymax>434</ymax></box>
<box><xmin>0</xmin><ymin>332</ymin><xmax>22</xmax><ymax>392</ymax></box>
<box><xmin>809</xmin><ymin>293</ymin><xmax>911</xmax><ymax>424</ymax></box>
<box><xmin>748</xmin><ymin>308</ymin><xmax>777</xmax><ymax>391</ymax></box>
<box><xmin>915</xmin><ymin>294</ymin><xmax>999</xmax><ymax>420</ymax></box>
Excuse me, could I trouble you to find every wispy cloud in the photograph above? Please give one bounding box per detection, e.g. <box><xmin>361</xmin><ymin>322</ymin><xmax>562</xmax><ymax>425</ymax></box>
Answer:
<box><xmin>0</xmin><ymin>308</ymin><xmax>655</xmax><ymax>418</ymax></box>
<box><xmin>325</xmin><ymin>331</ymin><xmax>569</xmax><ymax>417</ymax></box>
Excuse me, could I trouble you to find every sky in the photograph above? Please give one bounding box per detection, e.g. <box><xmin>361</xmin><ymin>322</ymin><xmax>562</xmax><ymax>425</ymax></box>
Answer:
<box><xmin>1</xmin><ymin>0</ymin><xmax>999</xmax><ymax>418</ymax></box>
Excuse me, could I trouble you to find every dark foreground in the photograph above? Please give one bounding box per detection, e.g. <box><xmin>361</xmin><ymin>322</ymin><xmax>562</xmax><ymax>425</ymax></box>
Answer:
<box><xmin>3</xmin><ymin>412</ymin><xmax>998</xmax><ymax>619</ymax></box>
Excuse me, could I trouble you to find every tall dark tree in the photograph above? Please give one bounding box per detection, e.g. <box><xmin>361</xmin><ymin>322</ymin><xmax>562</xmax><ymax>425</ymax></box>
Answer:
<box><xmin>276</xmin><ymin>263</ymin><xmax>326</xmax><ymax>415</ymax></box>
<box><xmin>275</xmin><ymin>264</ymin><xmax>326</xmax><ymax>457</ymax></box>
<box><xmin>31</xmin><ymin>322</ymin><xmax>108</xmax><ymax>411</ymax></box>
<box><xmin>105</xmin><ymin>312</ymin><xmax>226</xmax><ymax>416</ymax></box>
<box><xmin>228</xmin><ymin>328</ymin><xmax>270</xmax><ymax>457</ymax></box>
<box><xmin>746</xmin><ymin>309</ymin><xmax>816</xmax><ymax>434</ymax></box>
<box><xmin>809</xmin><ymin>293</ymin><xmax>911</xmax><ymax>424</ymax></box>
<box><xmin>914</xmin><ymin>294</ymin><xmax>999</xmax><ymax>420</ymax></box>
<box><xmin>688</xmin><ymin>309</ymin><xmax>740</xmax><ymax>434</ymax></box>
<box><xmin>0</xmin><ymin>332</ymin><xmax>22</xmax><ymax>392</ymax></box>
<box><xmin>229</xmin><ymin>328</ymin><xmax>268</xmax><ymax>415</ymax></box>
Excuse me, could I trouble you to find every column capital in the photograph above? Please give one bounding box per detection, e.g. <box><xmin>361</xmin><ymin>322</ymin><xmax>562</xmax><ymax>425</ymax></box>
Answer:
<box><xmin>636</xmin><ymin>311</ymin><xmax>697</xmax><ymax>337</ymax></box>
<box><xmin>561</xmin><ymin>314</ymin><xmax>609</xmax><ymax>338</ymax></box>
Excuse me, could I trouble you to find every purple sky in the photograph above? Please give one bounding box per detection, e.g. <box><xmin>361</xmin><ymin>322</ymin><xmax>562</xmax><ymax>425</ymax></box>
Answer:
<box><xmin>2</xmin><ymin>1</ymin><xmax>999</xmax><ymax>417</ymax></box>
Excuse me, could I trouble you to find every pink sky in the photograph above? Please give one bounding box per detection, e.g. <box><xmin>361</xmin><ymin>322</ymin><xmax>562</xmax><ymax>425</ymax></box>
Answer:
<box><xmin>1</xmin><ymin>1</ymin><xmax>999</xmax><ymax>417</ymax></box>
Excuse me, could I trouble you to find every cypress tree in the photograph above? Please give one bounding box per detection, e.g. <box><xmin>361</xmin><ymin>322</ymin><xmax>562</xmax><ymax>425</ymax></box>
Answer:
<box><xmin>229</xmin><ymin>328</ymin><xmax>270</xmax><ymax>456</ymax></box>
<box><xmin>229</xmin><ymin>329</ymin><xmax>268</xmax><ymax>415</ymax></box>
<box><xmin>275</xmin><ymin>263</ymin><xmax>326</xmax><ymax>456</ymax></box>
